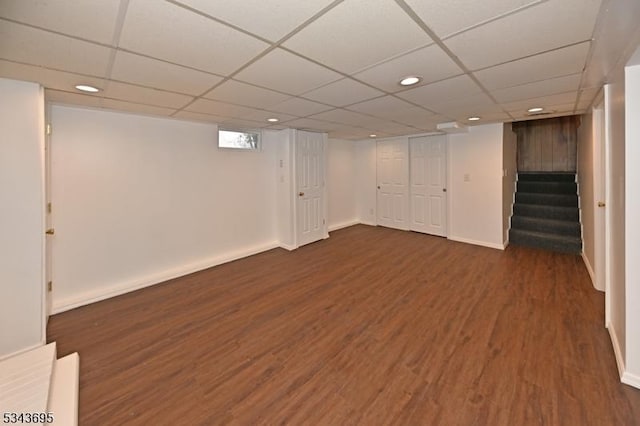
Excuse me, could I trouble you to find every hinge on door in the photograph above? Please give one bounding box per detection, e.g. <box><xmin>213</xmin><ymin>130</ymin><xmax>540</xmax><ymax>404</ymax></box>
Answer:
<box><xmin>323</xmin><ymin>219</ymin><xmax>325</xmax><ymax>225</ymax></box>
<box><xmin>47</xmin><ymin>202</ymin><xmax>52</xmax><ymax>213</ymax></box>
<box><xmin>47</xmin><ymin>281</ymin><xmax>52</xmax><ymax>292</ymax></box>
<box><xmin>46</xmin><ymin>123</ymin><xmax>52</xmax><ymax>135</ymax></box>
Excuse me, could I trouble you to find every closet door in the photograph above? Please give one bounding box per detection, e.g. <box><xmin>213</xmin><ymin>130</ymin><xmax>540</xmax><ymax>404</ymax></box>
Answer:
<box><xmin>410</xmin><ymin>135</ymin><xmax>447</xmax><ymax>236</ymax></box>
<box><xmin>296</xmin><ymin>130</ymin><xmax>325</xmax><ymax>247</ymax></box>
<box><xmin>377</xmin><ymin>138</ymin><xmax>409</xmax><ymax>230</ymax></box>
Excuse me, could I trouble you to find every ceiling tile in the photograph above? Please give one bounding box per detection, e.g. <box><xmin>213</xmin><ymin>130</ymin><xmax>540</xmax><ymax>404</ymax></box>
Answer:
<box><xmin>219</xmin><ymin>118</ymin><xmax>269</xmax><ymax>129</ymax></box>
<box><xmin>283</xmin><ymin>0</ymin><xmax>431</xmax><ymax>74</ymax></box>
<box><xmin>103</xmin><ymin>81</ymin><xmax>193</xmax><ymax>109</ymax></box>
<box><xmin>429</xmin><ymin>91</ymin><xmax>498</xmax><ymax>116</ymax></box>
<box><xmin>234</xmin><ymin>48</ymin><xmax>342</xmax><ymax>95</ymax></box>
<box><xmin>185</xmin><ymin>98</ymin><xmax>266</xmax><ymax>119</ymax></box>
<box><xmin>111</xmin><ymin>51</ymin><xmax>223</xmax><ymax>96</ymax></box>
<box><xmin>301</xmin><ymin>78</ymin><xmax>384</xmax><ymax>107</ymax></box>
<box><xmin>491</xmin><ymin>73</ymin><xmax>582</xmax><ymax>103</ymax></box>
<box><xmin>582</xmin><ymin>0</ymin><xmax>640</xmax><ymax>88</ymax></box>
<box><xmin>100</xmin><ymin>99</ymin><xmax>176</xmax><ymax>117</ymax></box>
<box><xmin>203</xmin><ymin>80</ymin><xmax>290</xmax><ymax>108</ymax></box>
<box><xmin>354</xmin><ymin>44</ymin><xmax>463</xmax><ymax>93</ymax></box>
<box><xmin>283</xmin><ymin>117</ymin><xmax>355</xmax><ymax>132</ymax></box>
<box><xmin>308</xmin><ymin>109</ymin><xmax>384</xmax><ymax>127</ymax></box>
<box><xmin>45</xmin><ymin>89</ymin><xmax>103</xmax><ymax>108</ymax></box>
<box><xmin>118</xmin><ymin>0</ymin><xmax>268</xmax><ymax>75</ymax></box>
<box><xmin>241</xmin><ymin>110</ymin><xmax>298</xmax><ymax>124</ymax></box>
<box><xmin>346</xmin><ymin>96</ymin><xmax>435</xmax><ymax>125</ymax></box>
<box><xmin>0</xmin><ymin>21</ymin><xmax>111</xmax><ymax>76</ymax></box>
<box><xmin>268</xmin><ymin>97</ymin><xmax>333</xmax><ymax>116</ymax></box>
<box><xmin>0</xmin><ymin>60</ymin><xmax>105</xmax><ymax>92</ymax></box>
<box><xmin>474</xmin><ymin>42</ymin><xmax>591</xmax><ymax>90</ymax></box>
<box><xmin>444</xmin><ymin>0</ymin><xmax>602</xmax><ymax>70</ymax></box>
<box><xmin>0</xmin><ymin>0</ymin><xmax>121</xmax><ymax>44</ymax></box>
<box><xmin>404</xmin><ymin>0</ymin><xmax>541</xmax><ymax>38</ymax></box>
<box><xmin>396</xmin><ymin>75</ymin><xmax>482</xmax><ymax>109</ymax></box>
<box><xmin>173</xmin><ymin>110</ymin><xmax>230</xmax><ymax>124</ymax></box>
<box><xmin>501</xmin><ymin>92</ymin><xmax>577</xmax><ymax>112</ymax></box>
<box><xmin>172</xmin><ymin>0</ymin><xmax>336</xmax><ymax>41</ymax></box>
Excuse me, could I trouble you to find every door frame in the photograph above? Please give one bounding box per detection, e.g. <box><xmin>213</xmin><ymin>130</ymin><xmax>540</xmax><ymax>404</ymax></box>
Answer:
<box><xmin>602</xmin><ymin>86</ymin><xmax>614</xmax><ymax>327</ymax></box>
<box><xmin>593</xmin><ymin>94</ymin><xmax>607</xmax><ymax>294</ymax></box>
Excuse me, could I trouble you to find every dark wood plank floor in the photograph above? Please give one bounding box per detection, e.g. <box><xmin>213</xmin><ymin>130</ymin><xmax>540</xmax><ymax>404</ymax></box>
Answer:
<box><xmin>47</xmin><ymin>225</ymin><xmax>640</xmax><ymax>425</ymax></box>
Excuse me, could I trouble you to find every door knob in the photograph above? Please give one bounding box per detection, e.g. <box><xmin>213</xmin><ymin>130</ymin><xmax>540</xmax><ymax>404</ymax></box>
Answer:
<box><xmin>299</xmin><ymin>192</ymin><xmax>305</xmax><ymax>196</ymax></box>
<box><xmin>442</xmin><ymin>188</ymin><xmax>447</xmax><ymax>192</ymax></box>
<box><xmin>377</xmin><ymin>186</ymin><xmax>381</xmax><ymax>189</ymax></box>
<box><xmin>598</xmin><ymin>201</ymin><xmax>605</xmax><ymax>207</ymax></box>
<box><xmin>45</xmin><ymin>228</ymin><xmax>55</xmax><ymax>235</ymax></box>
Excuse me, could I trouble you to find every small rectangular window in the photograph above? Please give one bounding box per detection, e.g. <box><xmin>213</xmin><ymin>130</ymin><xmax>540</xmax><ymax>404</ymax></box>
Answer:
<box><xmin>218</xmin><ymin>129</ymin><xmax>260</xmax><ymax>150</ymax></box>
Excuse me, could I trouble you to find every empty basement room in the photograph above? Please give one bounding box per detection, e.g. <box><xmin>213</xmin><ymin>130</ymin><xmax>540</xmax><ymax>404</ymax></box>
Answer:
<box><xmin>2</xmin><ymin>0</ymin><xmax>640</xmax><ymax>424</ymax></box>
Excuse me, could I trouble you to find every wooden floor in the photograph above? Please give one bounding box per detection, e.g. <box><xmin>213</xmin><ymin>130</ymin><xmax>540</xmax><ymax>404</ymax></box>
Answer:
<box><xmin>48</xmin><ymin>225</ymin><xmax>640</xmax><ymax>425</ymax></box>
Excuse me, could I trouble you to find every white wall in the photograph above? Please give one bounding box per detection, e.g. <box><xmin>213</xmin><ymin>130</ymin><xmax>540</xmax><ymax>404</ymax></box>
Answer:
<box><xmin>448</xmin><ymin>124</ymin><xmax>505</xmax><ymax>249</ymax></box>
<box><xmin>502</xmin><ymin>123</ymin><xmax>517</xmax><ymax>246</ymax></box>
<box><xmin>624</xmin><ymin>57</ymin><xmax>640</xmax><ymax>384</ymax></box>
<box><xmin>355</xmin><ymin>140</ymin><xmax>377</xmax><ymax>225</ymax></box>
<box><xmin>50</xmin><ymin>106</ymin><xmax>278</xmax><ymax>312</ymax></box>
<box><xmin>327</xmin><ymin>139</ymin><xmax>358</xmax><ymax>230</ymax></box>
<box><xmin>577</xmin><ymin>110</ymin><xmax>596</xmax><ymax>284</ymax></box>
<box><xmin>0</xmin><ymin>79</ymin><xmax>45</xmax><ymax>358</ymax></box>
<box><xmin>605</xmin><ymin>73</ymin><xmax>627</xmax><ymax>372</ymax></box>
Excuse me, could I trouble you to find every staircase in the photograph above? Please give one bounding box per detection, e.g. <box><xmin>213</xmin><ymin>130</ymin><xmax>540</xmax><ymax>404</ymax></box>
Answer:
<box><xmin>509</xmin><ymin>172</ymin><xmax>582</xmax><ymax>254</ymax></box>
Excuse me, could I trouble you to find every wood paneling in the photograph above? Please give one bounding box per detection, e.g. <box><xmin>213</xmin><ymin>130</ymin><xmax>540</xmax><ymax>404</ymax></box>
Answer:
<box><xmin>514</xmin><ymin>116</ymin><xmax>580</xmax><ymax>172</ymax></box>
<box><xmin>47</xmin><ymin>225</ymin><xmax>640</xmax><ymax>425</ymax></box>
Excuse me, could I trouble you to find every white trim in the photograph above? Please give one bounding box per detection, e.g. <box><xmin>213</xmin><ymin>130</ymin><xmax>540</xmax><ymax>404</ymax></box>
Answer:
<box><xmin>279</xmin><ymin>243</ymin><xmax>297</xmax><ymax>251</ymax></box>
<box><xmin>52</xmin><ymin>241</ymin><xmax>279</xmax><ymax>314</ymax></box>
<box><xmin>359</xmin><ymin>220</ymin><xmax>376</xmax><ymax>227</ymax></box>
<box><xmin>329</xmin><ymin>219</ymin><xmax>359</xmax><ymax>232</ymax></box>
<box><xmin>622</xmin><ymin>371</ymin><xmax>640</xmax><ymax>389</ymax></box>
<box><xmin>581</xmin><ymin>251</ymin><xmax>599</xmax><ymax>290</ymax></box>
<box><xmin>607</xmin><ymin>322</ymin><xmax>626</xmax><ymax>380</ymax></box>
<box><xmin>447</xmin><ymin>235</ymin><xmax>505</xmax><ymax>250</ymax></box>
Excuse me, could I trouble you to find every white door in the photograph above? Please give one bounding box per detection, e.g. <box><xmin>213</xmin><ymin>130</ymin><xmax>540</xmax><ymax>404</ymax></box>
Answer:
<box><xmin>593</xmin><ymin>99</ymin><xmax>606</xmax><ymax>293</ymax></box>
<box><xmin>44</xmin><ymin>119</ymin><xmax>53</xmax><ymax>319</ymax></box>
<box><xmin>409</xmin><ymin>135</ymin><xmax>448</xmax><ymax>236</ymax></box>
<box><xmin>377</xmin><ymin>138</ymin><xmax>409</xmax><ymax>230</ymax></box>
<box><xmin>296</xmin><ymin>130</ymin><xmax>325</xmax><ymax>247</ymax></box>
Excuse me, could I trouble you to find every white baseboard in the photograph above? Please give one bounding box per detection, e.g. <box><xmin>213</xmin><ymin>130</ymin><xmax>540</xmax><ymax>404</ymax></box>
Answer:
<box><xmin>607</xmin><ymin>322</ymin><xmax>626</xmax><ymax>380</ymax></box>
<box><xmin>0</xmin><ymin>342</ymin><xmax>44</xmax><ymax>362</ymax></box>
<box><xmin>448</xmin><ymin>235</ymin><xmax>505</xmax><ymax>250</ymax></box>
<box><xmin>622</xmin><ymin>371</ymin><xmax>640</xmax><ymax>389</ymax></box>
<box><xmin>52</xmin><ymin>241</ymin><xmax>280</xmax><ymax>314</ymax></box>
<box><xmin>581</xmin><ymin>251</ymin><xmax>599</xmax><ymax>290</ymax></box>
<box><xmin>328</xmin><ymin>219</ymin><xmax>359</xmax><ymax>232</ymax></box>
<box><xmin>358</xmin><ymin>220</ymin><xmax>376</xmax><ymax>227</ymax></box>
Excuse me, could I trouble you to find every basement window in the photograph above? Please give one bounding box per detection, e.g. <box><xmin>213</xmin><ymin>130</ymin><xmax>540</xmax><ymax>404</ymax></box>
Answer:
<box><xmin>218</xmin><ymin>129</ymin><xmax>260</xmax><ymax>150</ymax></box>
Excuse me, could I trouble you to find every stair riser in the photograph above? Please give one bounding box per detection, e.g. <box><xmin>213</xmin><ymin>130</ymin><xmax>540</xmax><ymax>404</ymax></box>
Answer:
<box><xmin>518</xmin><ymin>173</ymin><xmax>576</xmax><ymax>182</ymax></box>
<box><xmin>515</xmin><ymin>193</ymin><xmax>578</xmax><ymax>207</ymax></box>
<box><xmin>517</xmin><ymin>181</ymin><xmax>577</xmax><ymax>194</ymax></box>
<box><xmin>511</xmin><ymin>217</ymin><xmax>581</xmax><ymax>237</ymax></box>
<box><xmin>509</xmin><ymin>230</ymin><xmax>582</xmax><ymax>254</ymax></box>
<box><xmin>513</xmin><ymin>204</ymin><xmax>579</xmax><ymax>221</ymax></box>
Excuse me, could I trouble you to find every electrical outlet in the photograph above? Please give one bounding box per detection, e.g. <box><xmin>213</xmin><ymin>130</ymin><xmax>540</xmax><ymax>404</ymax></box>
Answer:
<box><xmin>369</xmin><ymin>208</ymin><xmax>374</xmax><ymax>215</ymax></box>
<box><xmin>464</xmin><ymin>173</ymin><xmax>471</xmax><ymax>182</ymax></box>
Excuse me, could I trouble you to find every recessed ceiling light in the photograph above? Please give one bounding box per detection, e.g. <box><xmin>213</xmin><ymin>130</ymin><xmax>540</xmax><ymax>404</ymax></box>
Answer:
<box><xmin>75</xmin><ymin>84</ymin><xmax>100</xmax><ymax>93</ymax></box>
<box><xmin>528</xmin><ymin>107</ymin><xmax>544</xmax><ymax>113</ymax></box>
<box><xmin>369</xmin><ymin>134</ymin><xmax>377</xmax><ymax>138</ymax></box>
<box><xmin>399</xmin><ymin>76</ymin><xmax>421</xmax><ymax>86</ymax></box>
<box><xmin>266</xmin><ymin>118</ymin><xmax>279</xmax><ymax>122</ymax></box>
<box><xmin>467</xmin><ymin>116</ymin><xmax>481</xmax><ymax>121</ymax></box>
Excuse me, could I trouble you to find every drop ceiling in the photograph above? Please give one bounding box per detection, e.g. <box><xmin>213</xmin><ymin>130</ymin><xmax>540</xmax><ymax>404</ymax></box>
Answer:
<box><xmin>1</xmin><ymin>0</ymin><xmax>638</xmax><ymax>140</ymax></box>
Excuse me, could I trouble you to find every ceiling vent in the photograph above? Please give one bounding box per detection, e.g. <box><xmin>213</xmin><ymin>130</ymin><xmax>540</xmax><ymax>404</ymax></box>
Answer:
<box><xmin>436</xmin><ymin>121</ymin><xmax>468</xmax><ymax>133</ymax></box>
